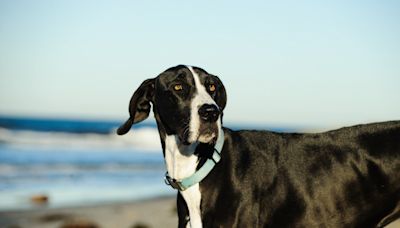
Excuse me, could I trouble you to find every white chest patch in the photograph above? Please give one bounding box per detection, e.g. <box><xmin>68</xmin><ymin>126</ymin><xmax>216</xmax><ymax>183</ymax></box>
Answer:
<box><xmin>165</xmin><ymin>135</ymin><xmax>203</xmax><ymax>228</ymax></box>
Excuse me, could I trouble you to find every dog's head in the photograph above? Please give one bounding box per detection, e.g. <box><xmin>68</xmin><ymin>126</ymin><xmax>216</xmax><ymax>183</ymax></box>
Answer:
<box><xmin>117</xmin><ymin>65</ymin><xmax>226</xmax><ymax>146</ymax></box>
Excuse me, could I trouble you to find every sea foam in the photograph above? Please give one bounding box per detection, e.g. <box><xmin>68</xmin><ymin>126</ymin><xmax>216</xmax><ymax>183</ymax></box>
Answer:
<box><xmin>0</xmin><ymin>127</ymin><xmax>161</xmax><ymax>151</ymax></box>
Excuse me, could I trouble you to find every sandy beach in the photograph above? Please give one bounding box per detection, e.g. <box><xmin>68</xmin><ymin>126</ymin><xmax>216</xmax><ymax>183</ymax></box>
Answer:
<box><xmin>1</xmin><ymin>196</ymin><xmax>400</xmax><ymax>228</ymax></box>
<box><xmin>0</xmin><ymin>196</ymin><xmax>178</xmax><ymax>228</ymax></box>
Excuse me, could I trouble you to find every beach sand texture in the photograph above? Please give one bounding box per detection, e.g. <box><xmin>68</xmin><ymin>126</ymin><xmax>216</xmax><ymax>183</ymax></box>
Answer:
<box><xmin>0</xmin><ymin>197</ymin><xmax>177</xmax><ymax>228</ymax></box>
<box><xmin>1</xmin><ymin>196</ymin><xmax>400</xmax><ymax>228</ymax></box>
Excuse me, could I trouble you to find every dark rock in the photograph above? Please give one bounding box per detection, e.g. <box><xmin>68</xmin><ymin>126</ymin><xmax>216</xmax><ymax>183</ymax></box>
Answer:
<box><xmin>30</xmin><ymin>194</ymin><xmax>49</xmax><ymax>205</ymax></box>
<box><xmin>59</xmin><ymin>218</ymin><xmax>99</xmax><ymax>228</ymax></box>
<box><xmin>131</xmin><ymin>222</ymin><xmax>151</xmax><ymax>228</ymax></box>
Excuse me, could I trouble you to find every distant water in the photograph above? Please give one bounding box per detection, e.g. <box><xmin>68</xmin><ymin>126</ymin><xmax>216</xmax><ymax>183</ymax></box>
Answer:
<box><xmin>0</xmin><ymin>116</ymin><xmax>293</xmax><ymax>211</ymax></box>
<box><xmin>0</xmin><ymin>116</ymin><xmax>173</xmax><ymax>211</ymax></box>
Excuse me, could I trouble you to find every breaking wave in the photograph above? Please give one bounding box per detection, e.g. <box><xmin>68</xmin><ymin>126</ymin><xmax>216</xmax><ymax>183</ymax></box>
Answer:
<box><xmin>0</xmin><ymin>127</ymin><xmax>161</xmax><ymax>151</ymax></box>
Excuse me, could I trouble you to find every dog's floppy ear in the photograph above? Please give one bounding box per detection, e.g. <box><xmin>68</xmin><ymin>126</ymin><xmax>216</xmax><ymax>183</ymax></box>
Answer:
<box><xmin>213</xmin><ymin>76</ymin><xmax>227</xmax><ymax>111</ymax></box>
<box><xmin>117</xmin><ymin>78</ymin><xmax>155</xmax><ymax>135</ymax></box>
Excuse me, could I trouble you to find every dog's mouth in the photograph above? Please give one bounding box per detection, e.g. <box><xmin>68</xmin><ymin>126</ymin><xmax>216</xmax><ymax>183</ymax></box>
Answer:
<box><xmin>198</xmin><ymin>125</ymin><xmax>218</xmax><ymax>144</ymax></box>
<box><xmin>198</xmin><ymin>131</ymin><xmax>217</xmax><ymax>144</ymax></box>
<box><xmin>180</xmin><ymin>123</ymin><xmax>218</xmax><ymax>145</ymax></box>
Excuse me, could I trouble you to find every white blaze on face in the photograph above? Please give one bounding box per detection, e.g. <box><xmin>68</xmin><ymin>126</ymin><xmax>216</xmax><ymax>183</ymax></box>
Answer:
<box><xmin>187</xmin><ymin>66</ymin><xmax>218</xmax><ymax>143</ymax></box>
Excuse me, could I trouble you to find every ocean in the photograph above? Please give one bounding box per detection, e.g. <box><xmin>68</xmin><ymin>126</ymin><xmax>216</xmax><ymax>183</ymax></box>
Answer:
<box><xmin>0</xmin><ymin>116</ymin><xmax>293</xmax><ymax>211</ymax></box>
<box><xmin>0</xmin><ymin>116</ymin><xmax>172</xmax><ymax>211</ymax></box>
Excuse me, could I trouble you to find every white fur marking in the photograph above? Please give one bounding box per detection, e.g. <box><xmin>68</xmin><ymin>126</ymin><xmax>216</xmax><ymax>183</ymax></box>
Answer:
<box><xmin>165</xmin><ymin>135</ymin><xmax>198</xmax><ymax>179</ymax></box>
<box><xmin>163</xmin><ymin>66</ymin><xmax>224</xmax><ymax>228</ymax></box>
<box><xmin>187</xmin><ymin>66</ymin><xmax>217</xmax><ymax>143</ymax></box>
<box><xmin>164</xmin><ymin>130</ymin><xmax>224</xmax><ymax>228</ymax></box>
<box><xmin>165</xmin><ymin>135</ymin><xmax>202</xmax><ymax>228</ymax></box>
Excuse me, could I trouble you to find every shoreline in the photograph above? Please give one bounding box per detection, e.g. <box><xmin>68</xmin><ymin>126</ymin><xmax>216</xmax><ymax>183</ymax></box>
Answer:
<box><xmin>0</xmin><ymin>196</ymin><xmax>178</xmax><ymax>228</ymax></box>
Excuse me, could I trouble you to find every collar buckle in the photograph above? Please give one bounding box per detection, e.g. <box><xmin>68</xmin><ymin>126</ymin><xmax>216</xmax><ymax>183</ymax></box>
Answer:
<box><xmin>164</xmin><ymin>173</ymin><xmax>185</xmax><ymax>191</ymax></box>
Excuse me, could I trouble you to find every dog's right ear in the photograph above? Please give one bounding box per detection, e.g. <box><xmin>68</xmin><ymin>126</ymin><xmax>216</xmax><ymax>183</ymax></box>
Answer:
<box><xmin>117</xmin><ymin>78</ymin><xmax>155</xmax><ymax>135</ymax></box>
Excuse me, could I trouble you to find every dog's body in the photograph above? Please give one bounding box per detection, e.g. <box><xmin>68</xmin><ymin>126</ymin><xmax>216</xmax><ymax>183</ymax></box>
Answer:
<box><xmin>118</xmin><ymin>65</ymin><xmax>400</xmax><ymax>228</ymax></box>
<box><xmin>186</xmin><ymin>123</ymin><xmax>400</xmax><ymax>228</ymax></box>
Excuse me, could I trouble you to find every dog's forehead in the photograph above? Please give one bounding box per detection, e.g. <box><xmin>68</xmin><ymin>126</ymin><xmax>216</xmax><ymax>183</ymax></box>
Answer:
<box><xmin>191</xmin><ymin>66</ymin><xmax>210</xmax><ymax>82</ymax></box>
<box><xmin>156</xmin><ymin>65</ymin><xmax>210</xmax><ymax>85</ymax></box>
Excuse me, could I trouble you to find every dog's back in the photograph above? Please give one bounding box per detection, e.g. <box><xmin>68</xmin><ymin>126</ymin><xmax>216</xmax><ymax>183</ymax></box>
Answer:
<box><xmin>200</xmin><ymin>121</ymin><xmax>400</xmax><ymax>227</ymax></box>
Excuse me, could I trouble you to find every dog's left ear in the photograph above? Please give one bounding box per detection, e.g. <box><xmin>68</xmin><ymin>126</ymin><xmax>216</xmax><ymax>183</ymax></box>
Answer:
<box><xmin>213</xmin><ymin>76</ymin><xmax>227</xmax><ymax>111</ymax></box>
<box><xmin>117</xmin><ymin>78</ymin><xmax>155</xmax><ymax>135</ymax></box>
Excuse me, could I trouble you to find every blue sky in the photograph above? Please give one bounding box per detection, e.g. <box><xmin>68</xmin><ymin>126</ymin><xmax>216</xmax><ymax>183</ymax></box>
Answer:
<box><xmin>0</xmin><ymin>1</ymin><xmax>399</xmax><ymax>129</ymax></box>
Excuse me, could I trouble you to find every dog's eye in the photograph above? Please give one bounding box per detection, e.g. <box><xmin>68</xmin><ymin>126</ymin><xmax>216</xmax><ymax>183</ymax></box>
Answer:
<box><xmin>208</xmin><ymin>84</ymin><xmax>216</xmax><ymax>92</ymax></box>
<box><xmin>173</xmin><ymin>84</ymin><xmax>183</xmax><ymax>91</ymax></box>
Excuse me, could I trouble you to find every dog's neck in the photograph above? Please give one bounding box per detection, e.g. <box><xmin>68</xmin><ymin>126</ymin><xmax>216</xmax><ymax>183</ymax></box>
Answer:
<box><xmin>164</xmin><ymin>135</ymin><xmax>202</xmax><ymax>228</ymax></box>
<box><xmin>164</xmin><ymin>135</ymin><xmax>199</xmax><ymax>180</ymax></box>
<box><xmin>163</xmin><ymin>128</ymin><xmax>224</xmax><ymax>228</ymax></box>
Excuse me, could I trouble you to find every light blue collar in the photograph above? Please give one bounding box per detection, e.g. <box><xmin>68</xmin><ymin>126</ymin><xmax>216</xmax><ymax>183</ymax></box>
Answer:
<box><xmin>165</xmin><ymin>130</ymin><xmax>225</xmax><ymax>191</ymax></box>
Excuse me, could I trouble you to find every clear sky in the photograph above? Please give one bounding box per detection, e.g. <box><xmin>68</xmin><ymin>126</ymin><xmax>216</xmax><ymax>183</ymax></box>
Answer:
<box><xmin>0</xmin><ymin>0</ymin><xmax>399</xmax><ymax>129</ymax></box>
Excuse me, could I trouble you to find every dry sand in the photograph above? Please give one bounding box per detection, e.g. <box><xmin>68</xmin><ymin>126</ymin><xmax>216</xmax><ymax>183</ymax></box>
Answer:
<box><xmin>0</xmin><ymin>196</ymin><xmax>177</xmax><ymax>228</ymax></box>
<box><xmin>1</xmin><ymin>196</ymin><xmax>399</xmax><ymax>228</ymax></box>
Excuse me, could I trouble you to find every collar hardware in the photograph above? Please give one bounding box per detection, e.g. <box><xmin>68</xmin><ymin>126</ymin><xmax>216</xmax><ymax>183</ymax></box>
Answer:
<box><xmin>164</xmin><ymin>175</ymin><xmax>186</xmax><ymax>191</ymax></box>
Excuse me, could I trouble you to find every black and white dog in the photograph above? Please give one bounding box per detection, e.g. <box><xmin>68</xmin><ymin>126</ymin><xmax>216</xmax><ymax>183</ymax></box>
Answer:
<box><xmin>117</xmin><ymin>65</ymin><xmax>400</xmax><ymax>228</ymax></box>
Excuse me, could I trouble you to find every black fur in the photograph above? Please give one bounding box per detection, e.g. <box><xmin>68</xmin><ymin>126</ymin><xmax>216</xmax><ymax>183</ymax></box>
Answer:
<box><xmin>118</xmin><ymin>65</ymin><xmax>400</xmax><ymax>227</ymax></box>
<box><xmin>196</xmin><ymin>122</ymin><xmax>400</xmax><ymax>227</ymax></box>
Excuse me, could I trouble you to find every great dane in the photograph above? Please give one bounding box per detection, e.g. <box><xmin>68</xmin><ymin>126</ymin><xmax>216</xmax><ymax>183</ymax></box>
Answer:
<box><xmin>117</xmin><ymin>65</ymin><xmax>400</xmax><ymax>228</ymax></box>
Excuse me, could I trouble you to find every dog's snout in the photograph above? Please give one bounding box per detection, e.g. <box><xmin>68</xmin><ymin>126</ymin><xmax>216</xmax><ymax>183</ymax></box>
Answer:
<box><xmin>198</xmin><ymin>104</ymin><xmax>220</xmax><ymax>122</ymax></box>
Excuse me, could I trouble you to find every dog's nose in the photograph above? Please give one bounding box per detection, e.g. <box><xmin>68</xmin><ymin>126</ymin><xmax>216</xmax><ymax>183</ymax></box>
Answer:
<box><xmin>198</xmin><ymin>104</ymin><xmax>220</xmax><ymax>122</ymax></box>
